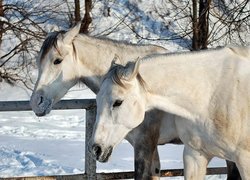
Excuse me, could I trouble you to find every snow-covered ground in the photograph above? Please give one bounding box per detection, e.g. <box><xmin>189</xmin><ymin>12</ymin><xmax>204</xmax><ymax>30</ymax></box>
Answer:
<box><xmin>0</xmin><ymin>83</ymin><xmax>227</xmax><ymax>179</ymax></box>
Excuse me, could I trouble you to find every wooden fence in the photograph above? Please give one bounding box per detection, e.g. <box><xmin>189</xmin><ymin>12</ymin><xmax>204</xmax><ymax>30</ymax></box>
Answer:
<box><xmin>0</xmin><ymin>100</ymin><xmax>227</xmax><ymax>179</ymax></box>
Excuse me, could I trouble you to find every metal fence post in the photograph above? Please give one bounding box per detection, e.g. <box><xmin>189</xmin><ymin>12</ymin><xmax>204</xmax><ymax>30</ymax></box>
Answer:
<box><xmin>85</xmin><ymin>106</ymin><xmax>97</xmax><ymax>180</ymax></box>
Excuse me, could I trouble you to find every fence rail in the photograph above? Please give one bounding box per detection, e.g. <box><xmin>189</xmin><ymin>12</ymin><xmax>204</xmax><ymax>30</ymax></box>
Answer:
<box><xmin>0</xmin><ymin>100</ymin><xmax>227</xmax><ymax>179</ymax></box>
<box><xmin>1</xmin><ymin>167</ymin><xmax>227</xmax><ymax>180</ymax></box>
<box><xmin>0</xmin><ymin>99</ymin><xmax>96</xmax><ymax>111</ymax></box>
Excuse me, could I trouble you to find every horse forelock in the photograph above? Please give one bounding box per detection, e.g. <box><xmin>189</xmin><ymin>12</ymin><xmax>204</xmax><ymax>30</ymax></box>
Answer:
<box><xmin>39</xmin><ymin>31</ymin><xmax>65</xmax><ymax>63</ymax></box>
<box><xmin>102</xmin><ymin>64</ymin><xmax>126</xmax><ymax>88</ymax></box>
<box><xmin>103</xmin><ymin>64</ymin><xmax>147</xmax><ymax>91</ymax></box>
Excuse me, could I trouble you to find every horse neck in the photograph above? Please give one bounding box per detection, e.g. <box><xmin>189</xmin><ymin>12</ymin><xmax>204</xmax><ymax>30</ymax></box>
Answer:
<box><xmin>73</xmin><ymin>34</ymin><xmax>167</xmax><ymax>93</ymax></box>
<box><xmin>140</xmin><ymin>48</ymin><xmax>231</xmax><ymax>120</ymax></box>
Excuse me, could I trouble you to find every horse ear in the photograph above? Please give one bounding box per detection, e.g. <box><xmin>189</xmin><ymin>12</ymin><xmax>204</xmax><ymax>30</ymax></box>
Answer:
<box><xmin>109</xmin><ymin>54</ymin><xmax>122</xmax><ymax>70</ymax></box>
<box><xmin>111</xmin><ymin>54</ymin><xmax>120</xmax><ymax>67</ymax></box>
<box><xmin>63</xmin><ymin>22</ymin><xmax>81</xmax><ymax>44</ymax></box>
<box><xmin>122</xmin><ymin>58</ymin><xmax>140</xmax><ymax>81</ymax></box>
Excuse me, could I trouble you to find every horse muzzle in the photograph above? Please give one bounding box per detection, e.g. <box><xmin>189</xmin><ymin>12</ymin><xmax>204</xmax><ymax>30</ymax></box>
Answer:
<box><xmin>89</xmin><ymin>143</ymin><xmax>113</xmax><ymax>163</ymax></box>
<box><xmin>30</xmin><ymin>92</ymin><xmax>53</xmax><ymax>116</ymax></box>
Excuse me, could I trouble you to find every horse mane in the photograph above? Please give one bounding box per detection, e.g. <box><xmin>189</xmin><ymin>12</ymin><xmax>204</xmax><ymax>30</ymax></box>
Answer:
<box><xmin>110</xmin><ymin>64</ymin><xmax>127</xmax><ymax>88</ymax></box>
<box><xmin>76</xmin><ymin>33</ymin><xmax>163</xmax><ymax>49</ymax></box>
<box><xmin>74</xmin><ymin>33</ymin><xmax>167</xmax><ymax>56</ymax></box>
<box><xmin>103</xmin><ymin>62</ymin><xmax>148</xmax><ymax>91</ymax></box>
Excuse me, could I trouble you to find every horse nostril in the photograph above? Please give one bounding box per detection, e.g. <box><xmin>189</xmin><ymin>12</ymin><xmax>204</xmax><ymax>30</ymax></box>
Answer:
<box><xmin>38</xmin><ymin>96</ymin><xmax>44</xmax><ymax>106</ymax></box>
<box><xmin>92</xmin><ymin>144</ymin><xmax>102</xmax><ymax>158</ymax></box>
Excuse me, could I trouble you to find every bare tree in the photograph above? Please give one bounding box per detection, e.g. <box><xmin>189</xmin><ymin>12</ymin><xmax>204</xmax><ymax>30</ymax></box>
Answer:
<box><xmin>75</xmin><ymin>0</ymin><xmax>81</xmax><ymax>24</ymax></box>
<box><xmin>163</xmin><ymin>0</ymin><xmax>249</xmax><ymax>49</ymax></box>
<box><xmin>192</xmin><ymin>0</ymin><xmax>212</xmax><ymax>50</ymax></box>
<box><xmin>0</xmin><ymin>0</ymin><xmax>71</xmax><ymax>87</ymax></box>
<box><xmin>80</xmin><ymin>0</ymin><xmax>92</xmax><ymax>33</ymax></box>
<box><xmin>192</xmin><ymin>0</ymin><xmax>199</xmax><ymax>50</ymax></box>
<box><xmin>210</xmin><ymin>0</ymin><xmax>250</xmax><ymax>46</ymax></box>
<box><xmin>198</xmin><ymin>0</ymin><xmax>211</xmax><ymax>49</ymax></box>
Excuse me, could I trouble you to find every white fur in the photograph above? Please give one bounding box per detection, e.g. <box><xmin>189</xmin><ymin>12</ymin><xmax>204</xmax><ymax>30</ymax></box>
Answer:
<box><xmin>94</xmin><ymin>46</ymin><xmax>250</xmax><ymax>180</ymax></box>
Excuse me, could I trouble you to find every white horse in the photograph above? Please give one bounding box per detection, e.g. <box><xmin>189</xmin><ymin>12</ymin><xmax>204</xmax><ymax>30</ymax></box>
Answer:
<box><xmin>90</xmin><ymin>46</ymin><xmax>250</xmax><ymax>179</ymax></box>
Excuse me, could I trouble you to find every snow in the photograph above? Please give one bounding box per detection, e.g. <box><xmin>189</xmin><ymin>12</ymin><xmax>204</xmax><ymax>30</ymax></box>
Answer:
<box><xmin>0</xmin><ymin>17</ymin><xmax>8</xmax><ymax>23</ymax></box>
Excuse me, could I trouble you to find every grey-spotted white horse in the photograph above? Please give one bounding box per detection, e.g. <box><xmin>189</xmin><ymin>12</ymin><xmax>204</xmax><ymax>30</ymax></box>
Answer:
<box><xmin>90</xmin><ymin>46</ymin><xmax>250</xmax><ymax>179</ymax></box>
<box><xmin>30</xmin><ymin>24</ymin><xmax>239</xmax><ymax>179</ymax></box>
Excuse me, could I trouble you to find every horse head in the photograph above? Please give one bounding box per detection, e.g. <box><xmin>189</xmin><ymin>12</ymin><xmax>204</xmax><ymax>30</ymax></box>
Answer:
<box><xmin>89</xmin><ymin>58</ymin><xmax>147</xmax><ymax>162</ymax></box>
<box><xmin>30</xmin><ymin>23</ymin><xmax>81</xmax><ymax>116</ymax></box>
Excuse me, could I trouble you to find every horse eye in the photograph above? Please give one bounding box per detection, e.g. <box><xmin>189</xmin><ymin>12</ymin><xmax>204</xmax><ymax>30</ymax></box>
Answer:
<box><xmin>113</xmin><ymin>100</ymin><xmax>123</xmax><ymax>108</ymax></box>
<box><xmin>53</xmin><ymin>58</ymin><xmax>62</xmax><ymax>65</ymax></box>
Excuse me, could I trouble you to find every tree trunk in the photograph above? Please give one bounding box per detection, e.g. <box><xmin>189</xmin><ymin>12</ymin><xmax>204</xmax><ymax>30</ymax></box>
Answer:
<box><xmin>80</xmin><ymin>0</ymin><xmax>92</xmax><ymax>34</ymax></box>
<box><xmin>74</xmin><ymin>0</ymin><xmax>81</xmax><ymax>24</ymax></box>
<box><xmin>198</xmin><ymin>0</ymin><xmax>211</xmax><ymax>49</ymax></box>
<box><xmin>0</xmin><ymin>0</ymin><xmax>4</xmax><ymax>46</ymax></box>
<box><xmin>192</xmin><ymin>0</ymin><xmax>199</xmax><ymax>50</ymax></box>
